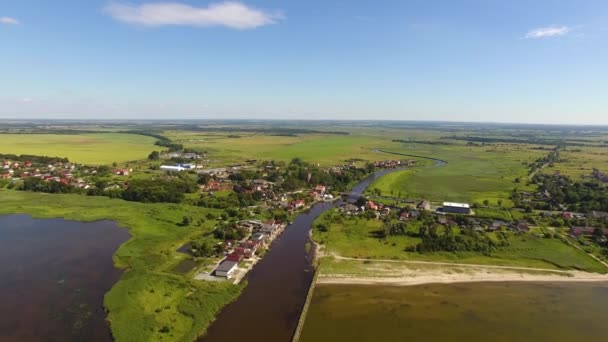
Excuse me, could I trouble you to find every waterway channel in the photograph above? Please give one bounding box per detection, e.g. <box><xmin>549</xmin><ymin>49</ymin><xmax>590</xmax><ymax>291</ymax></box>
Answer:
<box><xmin>200</xmin><ymin>166</ymin><xmax>418</xmax><ymax>342</ymax></box>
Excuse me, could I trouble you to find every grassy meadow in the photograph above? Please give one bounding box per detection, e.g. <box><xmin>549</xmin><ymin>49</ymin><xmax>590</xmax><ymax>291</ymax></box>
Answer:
<box><xmin>543</xmin><ymin>145</ymin><xmax>608</xmax><ymax>179</ymax></box>
<box><xmin>313</xmin><ymin>213</ymin><xmax>607</xmax><ymax>273</ymax></box>
<box><xmin>0</xmin><ymin>189</ymin><xmax>242</xmax><ymax>341</ymax></box>
<box><xmin>367</xmin><ymin>142</ymin><xmax>544</xmax><ymax>205</ymax></box>
<box><xmin>0</xmin><ymin>133</ymin><xmax>158</xmax><ymax>164</ymax></box>
<box><xmin>163</xmin><ymin>131</ymin><xmax>403</xmax><ymax>165</ymax></box>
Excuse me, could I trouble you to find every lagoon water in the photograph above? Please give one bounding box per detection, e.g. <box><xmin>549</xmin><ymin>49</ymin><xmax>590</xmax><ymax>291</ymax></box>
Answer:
<box><xmin>301</xmin><ymin>282</ymin><xmax>608</xmax><ymax>342</ymax></box>
<box><xmin>0</xmin><ymin>215</ymin><xmax>129</xmax><ymax>342</ymax></box>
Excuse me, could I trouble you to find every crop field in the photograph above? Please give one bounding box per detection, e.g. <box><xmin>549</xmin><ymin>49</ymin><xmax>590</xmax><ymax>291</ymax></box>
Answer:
<box><xmin>0</xmin><ymin>189</ymin><xmax>241</xmax><ymax>341</ymax></box>
<box><xmin>367</xmin><ymin>142</ymin><xmax>544</xmax><ymax>205</ymax></box>
<box><xmin>0</xmin><ymin>133</ymin><xmax>158</xmax><ymax>165</ymax></box>
<box><xmin>163</xmin><ymin>131</ymin><xmax>403</xmax><ymax>165</ymax></box>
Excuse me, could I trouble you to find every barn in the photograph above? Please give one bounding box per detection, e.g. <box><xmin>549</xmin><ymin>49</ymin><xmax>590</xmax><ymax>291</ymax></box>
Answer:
<box><xmin>442</xmin><ymin>202</ymin><xmax>471</xmax><ymax>215</ymax></box>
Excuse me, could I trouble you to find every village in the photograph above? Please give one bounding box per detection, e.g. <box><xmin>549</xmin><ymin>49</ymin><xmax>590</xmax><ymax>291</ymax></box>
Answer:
<box><xmin>340</xmin><ymin>197</ymin><xmax>608</xmax><ymax>242</ymax></box>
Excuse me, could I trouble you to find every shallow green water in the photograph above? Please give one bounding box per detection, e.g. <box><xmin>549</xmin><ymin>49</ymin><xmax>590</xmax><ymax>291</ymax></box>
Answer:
<box><xmin>301</xmin><ymin>282</ymin><xmax>608</xmax><ymax>342</ymax></box>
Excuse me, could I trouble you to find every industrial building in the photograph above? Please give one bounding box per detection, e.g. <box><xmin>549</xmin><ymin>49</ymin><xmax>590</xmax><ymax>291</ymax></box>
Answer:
<box><xmin>442</xmin><ymin>202</ymin><xmax>471</xmax><ymax>215</ymax></box>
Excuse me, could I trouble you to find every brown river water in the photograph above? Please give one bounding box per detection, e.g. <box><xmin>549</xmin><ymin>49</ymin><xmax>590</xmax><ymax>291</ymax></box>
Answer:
<box><xmin>0</xmin><ymin>214</ymin><xmax>129</xmax><ymax>342</ymax></box>
<box><xmin>200</xmin><ymin>168</ymin><xmax>402</xmax><ymax>342</ymax></box>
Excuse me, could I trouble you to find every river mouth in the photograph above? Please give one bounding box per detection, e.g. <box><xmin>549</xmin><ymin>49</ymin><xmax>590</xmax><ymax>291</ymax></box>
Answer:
<box><xmin>0</xmin><ymin>214</ymin><xmax>130</xmax><ymax>342</ymax></box>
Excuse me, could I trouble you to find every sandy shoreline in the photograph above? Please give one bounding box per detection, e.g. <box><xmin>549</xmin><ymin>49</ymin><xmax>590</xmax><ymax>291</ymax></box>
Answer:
<box><xmin>317</xmin><ymin>271</ymin><xmax>608</xmax><ymax>286</ymax></box>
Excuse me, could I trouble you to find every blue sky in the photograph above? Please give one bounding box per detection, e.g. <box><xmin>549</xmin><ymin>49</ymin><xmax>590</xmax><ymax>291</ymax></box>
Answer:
<box><xmin>1</xmin><ymin>0</ymin><xmax>607</xmax><ymax>124</ymax></box>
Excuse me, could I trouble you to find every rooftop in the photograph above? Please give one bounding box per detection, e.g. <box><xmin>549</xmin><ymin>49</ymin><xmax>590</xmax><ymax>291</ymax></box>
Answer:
<box><xmin>443</xmin><ymin>202</ymin><xmax>470</xmax><ymax>209</ymax></box>
<box><xmin>216</xmin><ymin>260</ymin><xmax>238</xmax><ymax>272</ymax></box>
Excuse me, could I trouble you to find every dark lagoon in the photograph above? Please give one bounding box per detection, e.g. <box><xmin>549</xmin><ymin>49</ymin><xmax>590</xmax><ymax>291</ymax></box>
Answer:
<box><xmin>0</xmin><ymin>214</ymin><xmax>130</xmax><ymax>342</ymax></box>
<box><xmin>301</xmin><ymin>282</ymin><xmax>608</xmax><ymax>342</ymax></box>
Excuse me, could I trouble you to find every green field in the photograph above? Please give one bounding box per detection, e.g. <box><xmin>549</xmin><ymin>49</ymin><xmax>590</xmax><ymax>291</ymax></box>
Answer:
<box><xmin>367</xmin><ymin>143</ymin><xmax>543</xmax><ymax>205</ymax></box>
<box><xmin>0</xmin><ymin>189</ymin><xmax>242</xmax><ymax>341</ymax></box>
<box><xmin>313</xmin><ymin>213</ymin><xmax>607</xmax><ymax>273</ymax></box>
<box><xmin>0</xmin><ymin>133</ymin><xmax>158</xmax><ymax>165</ymax></box>
<box><xmin>164</xmin><ymin>131</ymin><xmax>402</xmax><ymax>166</ymax></box>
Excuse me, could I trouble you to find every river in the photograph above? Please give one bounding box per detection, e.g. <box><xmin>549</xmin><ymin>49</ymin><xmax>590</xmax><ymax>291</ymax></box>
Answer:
<box><xmin>200</xmin><ymin>168</ymin><xmax>403</xmax><ymax>342</ymax></box>
<box><xmin>0</xmin><ymin>214</ymin><xmax>130</xmax><ymax>342</ymax></box>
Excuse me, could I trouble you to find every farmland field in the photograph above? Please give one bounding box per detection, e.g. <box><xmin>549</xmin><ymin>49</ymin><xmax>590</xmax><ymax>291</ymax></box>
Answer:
<box><xmin>164</xmin><ymin>131</ymin><xmax>403</xmax><ymax>165</ymax></box>
<box><xmin>0</xmin><ymin>133</ymin><xmax>158</xmax><ymax>164</ymax></box>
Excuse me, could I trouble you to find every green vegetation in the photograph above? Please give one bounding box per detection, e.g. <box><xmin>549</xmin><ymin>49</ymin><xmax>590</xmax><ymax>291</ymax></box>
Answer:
<box><xmin>0</xmin><ymin>189</ymin><xmax>243</xmax><ymax>341</ymax></box>
<box><xmin>367</xmin><ymin>143</ymin><xmax>542</xmax><ymax>205</ymax></box>
<box><xmin>164</xmin><ymin>132</ymin><xmax>399</xmax><ymax>166</ymax></box>
<box><xmin>0</xmin><ymin>133</ymin><xmax>158</xmax><ymax>164</ymax></box>
<box><xmin>313</xmin><ymin>211</ymin><xmax>607</xmax><ymax>273</ymax></box>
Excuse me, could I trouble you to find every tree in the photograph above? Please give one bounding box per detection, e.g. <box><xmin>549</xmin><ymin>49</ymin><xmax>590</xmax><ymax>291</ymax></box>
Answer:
<box><xmin>181</xmin><ymin>216</ymin><xmax>192</xmax><ymax>226</ymax></box>
<box><xmin>483</xmin><ymin>199</ymin><xmax>490</xmax><ymax>207</ymax></box>
<box><xmin>497</xmin><ymin>199</ymin><xmax>503</xmax><ymax>207</ymax></box>
<box><xmin>148</xmin><ymin>151</ymin><xmax>160</xmax><ymax>160</ymax></box>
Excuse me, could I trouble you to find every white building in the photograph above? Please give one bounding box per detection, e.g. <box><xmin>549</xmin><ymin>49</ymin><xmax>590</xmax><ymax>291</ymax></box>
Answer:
<box><xmin>215</xmin><ymin>261</ymin><xmax>238</xmax><ymax>278</ymax></box>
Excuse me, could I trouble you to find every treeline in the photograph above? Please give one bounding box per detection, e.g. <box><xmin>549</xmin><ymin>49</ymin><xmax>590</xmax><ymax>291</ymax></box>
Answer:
<box><xmin>534</xmin><ymin>173</ymin><xmax>608</xmax><ymax>212</ymax></box>
<box><xmin>409</xmin><ymin>225</ymin><xmax>503</xmax><ymax>254</ymax></box>
<box><xmin>171</xmin><ymin>125</ymin><xmax>349</xmax><ymax>135</ymax></box>
<box><xmin>278</xmin><ymin>158</ymin><xmax>373</xmax><ymax>192</ymax></box>
<box><xmin>392</xmin><ymin>139</ymin><xmax>454</xmax><ymax>146</ymax></box>
<box><xmin>124</xmin><ymin>130</ymin><xmax>184</xmax><ymax>152</ymax></box>
<box><xmin>444</xmin><ymin>136</ymin><xmax>570</xmax><ymax>146</ymax></box>
<box><xmin>528</xmin><ymin>146</ymin><xmax>562</xmax><ymax>175</ymax></box>
<box><xmin>121</xmin><ymin>175</ymin><xmax>198</xmax><ymax>203</ymax></box>
<box><xmin>198</xmin><ymin>192</ymin><xmax>259</xmax><ymax>209</ymax></box>
<box><xmin>0</xmin><ymin>153</ymin><xmax>69</xmax><ymax>164</ymax></box>
<box><xmin>20</xmin><ymin>177</ymin><xmax>81</xmax><ymax>194</ymax></box>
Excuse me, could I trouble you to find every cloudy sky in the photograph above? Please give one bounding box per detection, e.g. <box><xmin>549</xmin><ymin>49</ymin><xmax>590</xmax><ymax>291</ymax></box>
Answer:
<box><xmin>1</xmin><ymin>0</ymin><xmax>607</xmax><ymax>124</ymax></box>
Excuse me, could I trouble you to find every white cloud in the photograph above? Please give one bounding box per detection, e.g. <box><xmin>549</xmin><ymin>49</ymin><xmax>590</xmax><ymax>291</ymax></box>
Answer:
<box><xmin>21</xmin><ymin>97</ymin><xmax>33</xmax><ymax>103</ymax></box>
<box><xmin>104</xmin><ymin>1</ymin><xmax>283</xmax><ymax>29</ymax></box>
<box><xmin>0</xmin><ymin>17</ymin><xmax>20</xmax><ymax>25</ymax></box>
<box><xmin>525</xmin><ymin>26</ymin><xmax>571</xmax><ymax>39</ymax></box>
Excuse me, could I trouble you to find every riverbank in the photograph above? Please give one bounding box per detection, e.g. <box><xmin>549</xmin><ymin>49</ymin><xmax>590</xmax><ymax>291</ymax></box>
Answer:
<box><xmin>316</xmin><ymin>257</ymin><xmax>608</xmax><ymax>286</ymax></box>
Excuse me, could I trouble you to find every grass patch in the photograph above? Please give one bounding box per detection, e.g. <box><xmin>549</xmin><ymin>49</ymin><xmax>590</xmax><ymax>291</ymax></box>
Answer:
<box><xmin>0</xmin><ymin>133</ymin><xmax>158</xmax><ymax>165</ymax></box>
<box><xmin>313</xmin><ymin>212</ymin><xmax>607</xmax><ymax>273</ymax></box>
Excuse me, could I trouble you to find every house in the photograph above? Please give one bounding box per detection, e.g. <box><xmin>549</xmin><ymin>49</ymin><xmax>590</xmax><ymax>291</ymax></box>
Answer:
<box><xmin>569</xmin><ymin>227</ymin><xmax>608</xmax><ymax>237</ymax></box>
<box><xmin>0</xmin><ymin>173</ymin><xmax>11</xmax><ymax>179</ymax></box>
<box><xmin>290</xmin><ymin>199</ymin><xmax>306</xmax><ymax>210</ymax></box>
<box><xmin>160</xmin><ymin>165</ymin><xmax>186</xmax><ymax>172</ymax></box>
<box><xmin>410</xmin><ymin>210</ymin><xmax>420</xmax><ymax>219</ymax></box>
<box><xmin>215</xmin><ymin>260</ymin><xmax>238</xmax><ymax>278</ymax></box>
<box><xmin>417</xmin><ymin>200</ymin><xmax>431</xmax><ymax>211</ymax></box>
<box><xmin>515</xmin><ymin>220</ymin><xmax>530</xmax><ymax>233</ymax></box>
<box><xmin>561</xmin><ymin>212</ymin><xmax>574</xmax><ymax>220</ymax></box>
<box><xmin>442</xmin><ymin>202</ymin><xmax>471</xmax><ymax>215</ymax></box>
<box><xmin>399</xmin><ymin>212</ymin><xmax>409</xmax><ymax>221</ymax></box>
<box><xmin>489</xmin><ymin>220</ymin><xmax>508</xmax><ymax>231</ymax></box>
<box><xmin>366</xmin><ymin>201</ymin><xmax>379</xmax><ymax>211</ymax></box>
<box><xmin>315</xmin><ymin>185</ymin><xmax>326</xmax><ymax>195</ymax></box>
<box><xmin>206</xmin><ymin>181</ymin><xmax>221</xmax><ymax>192</ymax></box>
<box><xmin>342</xmin><ymin>203</ymin><xmax>359</xmax><ymax>215</ymax></box>
<box><xmin>225</xmin><ymin>252</ymin><xmax>243</xmax><ymax>262</ymax></box>
<box><xmin>115</xmin><ymin>169</ymin><xmax>130</xmax><ymax>176</ymax></box>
